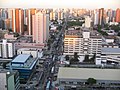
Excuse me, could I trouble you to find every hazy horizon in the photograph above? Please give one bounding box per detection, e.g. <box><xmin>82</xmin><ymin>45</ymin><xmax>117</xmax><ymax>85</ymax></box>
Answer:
<box><xmin>0</xmin><ymin>0</ymin><xmax>120</xmax><ymax>9</ymax></box>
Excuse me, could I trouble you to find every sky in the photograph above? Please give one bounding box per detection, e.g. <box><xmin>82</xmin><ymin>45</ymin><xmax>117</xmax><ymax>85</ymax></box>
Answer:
<box><xmin>0</xmin><ymin>0</ymin><xmax>120</xmax><ymax>9</ymax></box>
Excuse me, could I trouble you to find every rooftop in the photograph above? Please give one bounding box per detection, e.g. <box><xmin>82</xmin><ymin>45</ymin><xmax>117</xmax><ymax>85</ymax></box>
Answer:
<box><xmin>12</xmin><ymin>54</ymin><xmax>31</xmax><ymax>64</ymax></box>
<box><xmin>104</xmin><ymin>36</ymin><xmax>115</xmax><ymax>39</ymax></box>
<box><xmin>58</xmin><ymin>67</ymin><xmax>120</xmax><ymax>81</ymax></box>
<box><xmin>7</xmin><ymin>54</ymin><xmax>38</xmax><ymax>70</ymax></box>
<box><xmin>102</xmin><ymin>47</ymin><xmax>120</xmax><ymax>54</ymax></box>
<box><xmin>0</xmin><ymin>69</ymin><xmax>17</xmax><ymax>74</ymax></box>
<box><xmin>65</xmin><ymin>29</ymin><xmax>101</xmax><ymax>39</ymax></box>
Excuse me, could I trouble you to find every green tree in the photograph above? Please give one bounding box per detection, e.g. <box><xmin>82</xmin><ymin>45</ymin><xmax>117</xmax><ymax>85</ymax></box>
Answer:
<box><xmin>89</xmin><ymin>54</ymin><xmax>96</xmax><ymax>63</ymax></box>
<box><xmin>87</xmin><ymin>78</ymin><xmax>97</xmax><ymax>85</ymax></box>
<box><xmin>118</xmin><ymin>32</ymin><xmax>120</xmax><ymax>36</ymax></box>
<box><xmin>110</xmin><ymin>25</ymin><xmax>120</xmax><ymax>32</ymax></box>
<box><xmin>65</xmin><ymin>55</ymin><xmax>69</xmax><ymax>61</ymax></box>
<box><xmin>84</xmin><ymin>55</ymin><xmax>89</xmax><ymax>62</ymax></box>
<box><xmin>57</xmin><ymin>25</ymin><xmax>62</xmax><ymax>30</ymax></box>
<box><xmin>8</xmin><ymin>28</ymin><xmax>12</xmax><ymax>32</ymax></box>
<box><xmin>2</xmin><ymin>62</ymin><xmax>9</xmax><ymax>69</ymax></box>
<box><xmin>74</xmin><ymin>52</ymin><xmax>79</xmax><ymax>62</ymax></box>
<box><xmin>14</xmin><ymin>33</ymin><xmax>19</xmax><ymax>37</ymax></box>
<box><xmin>104</xmin><ymin>24</ymin><xmax>109</xmax><ymax>30</ymax></box>
<box><xmin>67</xmin><ymin>21</ymin><xmax>84</xmax><ymax>27</ymax></box>
<box><xmin>69</xmin><ymin>58</ymin><xmax>75</xmax><ymax>64</ymax></box>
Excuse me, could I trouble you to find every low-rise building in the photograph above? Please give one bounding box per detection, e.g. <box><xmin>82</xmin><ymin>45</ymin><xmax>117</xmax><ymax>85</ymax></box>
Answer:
<box><xmin>57</xmin><ymin>67</ymin><xmax>120</xmax><ymax>89</ymax></box>
<box><xmin>4</xmin><ymin>33</ymin><xmax>17</xmax><ymax>40</ymax></box>
<box><xmin>64</xmin><ymin>29</ymin><xmax>102</xmax><ymax>64</ymax></box>
<box><xmin>101</xmin><ymin>47</ymin><xmax>120</xmax><ymax>64</ymax></box>
<box><xmin>6</xmin><ymin>54</ymin><xmax>38</xmax><ymax>84</ymax></box>
<box><xmin>17</xmin><ymin>48</ymin><xmax>43</xmax><ymax>58</ymax></box>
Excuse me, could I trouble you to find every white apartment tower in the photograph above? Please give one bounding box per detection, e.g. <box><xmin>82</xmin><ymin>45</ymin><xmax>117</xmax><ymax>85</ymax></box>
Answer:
<box><xmin>32</xmin><ymin>12</ymin><xmax>49</xmax><ymax>44</ymax></box>
<box><xmin>0</xmin><ymin>39</ymin><xmax>14</xmax><ymax>58</ymax></box>
<box><xmin>94</xmin><ymin>11</ymin><xmax>99</xmax><ymax>25</ymax></box>
<box><xmin>85</xmin><ymin>16</ymin><xmax>91</xmax><ymax>28</ymax></box>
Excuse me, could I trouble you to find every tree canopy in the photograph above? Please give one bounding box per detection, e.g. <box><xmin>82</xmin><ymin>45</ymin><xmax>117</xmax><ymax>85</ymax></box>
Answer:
<box><xmin>87</xmin><ymin>78</ymin><xmax>97</xmax><ymax>85</ymax></box>
<box><xmin>65</xmin><ymin>55</ymin><xmax>69</xmax><ymax>61</ymax></box>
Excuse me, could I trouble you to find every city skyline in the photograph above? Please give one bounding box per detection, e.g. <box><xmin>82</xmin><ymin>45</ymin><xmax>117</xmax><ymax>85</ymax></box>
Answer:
<box><xmin>0</xmin><ymin>0</ymin><xmax>120</xmax><ymax>9</ymax></box>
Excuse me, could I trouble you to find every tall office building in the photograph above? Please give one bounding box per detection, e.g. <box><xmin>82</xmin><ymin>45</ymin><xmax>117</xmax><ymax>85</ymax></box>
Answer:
<box><xmin>0</xmin><ymin>69</ymin><xmax>20</xmax><ymax>90</ymax></box>
<box><xmin>98</xmin><ymin>8</ymin><xmax>104</xmax><ymax>26</ymax></box>
<box><xmin>32</xmin><ymin>11</ymin><xmax>49</xmax><ymax>44</ymax></box>
<box><xmin>12</xmin><ymin>9</ymin><xmax>24</xmax><ymax>34</ymax></box>
<box><xmin>116</xmin><ymin>8</ymin><xmax>120</xmax><ymax>22</ymax></box>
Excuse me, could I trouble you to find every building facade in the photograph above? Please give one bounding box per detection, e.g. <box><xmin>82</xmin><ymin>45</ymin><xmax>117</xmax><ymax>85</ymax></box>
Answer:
<box><xmin>12</xmin><ymin>9</ymin><xmax>24</xmax><ymax>34</ymax></box>
<box><xmin>57</xmin><ymin>67</ymin><xmax>120</xmax><ymax>90</ymax></box>
<box><xmin>116</xmin><ymin>8</ymin><xmax>120</xmax><ymax>22</ymax></box>
<box><xmin>0</xmin><ymin>39</ymin><xmax>15</xmax><ymax>58</ymax></box>
<box><xmin>0</xmin><ymin>69</ymin><xmax>20</xmax><ymax>90</ymax></box>
<box><xmin>32</xmin><ymin>11</ymin><xmax>49</xmax><ymax>44</ymax></box>
<box><xmin>27</xmin><ymin>9</ymin><xmax>36</xmax><ymax>35</ymax></box>
<box><xmin>6</xmin><ymin>54</ymin><xmax>38</xmax><ymax>84</ymax></box>
<box><xmin>64</xmin><ymin>29</ymin><xmax>102</xmax><ymax>56</ymax></box>
<box><xmin>98</xmin><ymin>8</ymin><xmax>104</xmax><ymax>26</ymax></box>
<box><xmin>64</xmin><ymin>29</ymin><xmax>102</xmax><ymax>64</ymax></box>
<box><xmin>85</xmin><ymin>16</ymin><xmax>91</xmax><ymax>28</ymax></box>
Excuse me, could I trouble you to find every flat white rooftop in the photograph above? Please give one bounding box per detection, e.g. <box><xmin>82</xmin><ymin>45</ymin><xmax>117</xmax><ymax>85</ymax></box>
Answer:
<box><xmin>58</xmin><ymin>67</ymin><xmax>120</xmax><ymax>81</ymax></box>
<box><xmin>12</xmin><ymin>54</ymin><xmax>30</xmax><ymax>63</ymax></box>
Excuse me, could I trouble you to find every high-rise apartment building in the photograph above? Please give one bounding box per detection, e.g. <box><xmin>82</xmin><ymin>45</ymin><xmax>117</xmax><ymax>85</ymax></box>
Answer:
<box><xmin>116</xmin><ymin>8</ymin><xmax>120</xmax><ymax>22</ymax></box>
<box><xmin>12</xmin><ymin>9</ymin><xmax>24</xmax><ymax>34</ymax></box>
<box><xmin>98</xmin><ymin>8</ymin><xmax>104</xmax><ymax>26</ymax></box>
<box><xmin>85</xmin><ymin>16</ymin><xmax>91</xmax><ymax>28</ymax></box>
<box><xmin>0</xmin><ymin>39</ymin><xmax>15</xmax><ymax>58</ymax></box>
<box><xmin>50</xmin><ymin>11</ymin><xmax>56</xmax><ymax>20</ymax></box>
<box><xmin>58</xmin><ymin>11</ymin><xmax>64</xmax><ymax>20</ymax></box>
<box><xmin>27</xmin><ymin>9</ymin><xmax>36</xmax><ymax>35</ymax></box>
<box><xmin>32</xmin><ymin>11</ymin><xmax>49</xmax><ymax>44</ymax></box>
<box><xmin>94</xmin><ymin>11</ymin><xmax>99</xmax><ymax>25</ymax></box>
<box><xmin>107</xmin><ymin>9</ymin><xmax>112</xmax><ymax>22</ymax></box>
